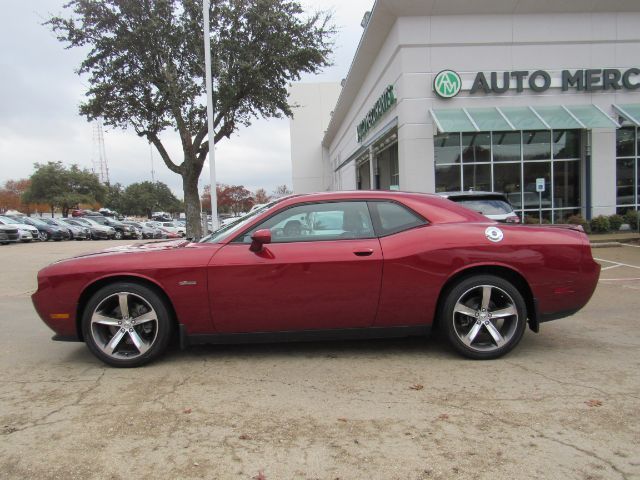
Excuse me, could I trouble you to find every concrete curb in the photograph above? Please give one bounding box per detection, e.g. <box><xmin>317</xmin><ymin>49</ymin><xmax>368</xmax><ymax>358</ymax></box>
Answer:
<box><xmin>590</xmin><ymin>242</ymin><xmax>622</xmax><ymax>248</ymax></box>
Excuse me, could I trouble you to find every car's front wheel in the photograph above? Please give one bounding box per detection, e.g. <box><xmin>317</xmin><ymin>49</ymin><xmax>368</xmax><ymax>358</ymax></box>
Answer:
<box><xmin>114</xmin><ymin>230</ymin><xmax>123</xmax><ymax>240</ymax></box>
<box><xmin>81</xmin><ymin>282</ymin><xmax>173</xmax><ymax>367</ymax></box>
<box><xmin>442</xmin><ymin>274</ymin><xmax>527</xmax><ymax>360</ymax></box>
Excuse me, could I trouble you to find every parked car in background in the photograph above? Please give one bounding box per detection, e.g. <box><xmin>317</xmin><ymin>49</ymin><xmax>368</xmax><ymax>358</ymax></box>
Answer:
<box><xmin>32</xmin><ymin>191</ymin><xmax>600</xmax><ymax>367</ymax></box>
<box><xmin>86</xmin><ymin>215</ymin><xmax>137</xmax><ymax>240</ymax></box>
<box><xmin>39</xmin><ymin>218</ymin><xmax>88</xmax><ymax>241</ymax></box>
<box><xmin>124</xmin><ymin>221</ymin><xmax>162</xmax><ymax>239</ymax></box>
<box><xmin>158</xmin><ymin>221</ymin><xmax>186</xmax><ymax>237</ymax></box>
<box><xmin>0</xmin><ymin>216</ymin><xmax>39</xmax><ymax>242</ymax></box>
<box><xmin>143</xmin><ymin>222</ymin><xmax>168</xmax><ymax>239</ymax></box>
<box><xmin>58</xmin><ymin>218</ymin><xmax>92</xmax><ymax>240</ymax></box>
<box><xmin>7</xmin><ymin>215</ymin><xmax>69</xmax><ymax>241</ymax></box>
<box><xmin>71</xmin><ymin>209</ymin><xmax>101</xmax><ymax>217</ymax></box>
<box><xmin>438</xmin><ymin>191</ymin><xmax>521</xmax><ymax>223</ymax></box>
<box><xmin>152</xmin><ymin>212</ymin><xmax>172</xmax><ymax>222</ymax></box>
<box><xmin>72</xmin><ymin>217</ymin><xmax>116</xmax><ymax>240</ymax></box>
<box><xmin>119</xmin><ymin>221</ymin><xmax>143</xmax><ymax>239</ymax></box>
<box><xmin>0</xmin><ymin>228</ymin><xmax>9</xmax><ymax>245</ymax></box>
<box><xmin>51</xmin><ymin>218</ymin><xmax>90</xmax><ymax>240</ymax></box>
<box><xmin>0</xmin><ymin>225</ymin><xmax>20</xmax><ymax>244</ymax></box>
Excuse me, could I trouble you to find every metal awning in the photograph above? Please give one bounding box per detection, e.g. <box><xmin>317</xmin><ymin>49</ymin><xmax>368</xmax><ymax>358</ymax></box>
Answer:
<box><xmin>613</xmin><ymin>104</ymin><xmax>640</xmax><ymax>127</ymax></box>
<box><xmin>430</xmin><ymin>105</ymin><xmax>620</xmax><ymax>133</ymax></box>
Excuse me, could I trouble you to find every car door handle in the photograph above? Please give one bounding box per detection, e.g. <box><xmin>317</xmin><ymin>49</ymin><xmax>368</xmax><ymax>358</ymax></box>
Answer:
<box><xmin>353</xmin><ymin>248</ymin><xmax>374</xmax><ymax>257</ymax></box>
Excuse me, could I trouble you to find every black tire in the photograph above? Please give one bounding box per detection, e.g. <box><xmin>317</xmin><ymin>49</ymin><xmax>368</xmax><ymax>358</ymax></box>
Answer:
<box><xmin>114</xmin><ymin>230</ymin><xmax>123</xmax><ymax>240</ymax></box>
<box><xmin>42</xmin><ymin>231</ymin><xmax>50</xmax><ymax>241</ymax></box>
<box><xmin>81</xmin><ymin>282</ymin><xmax>173</xmax><ymax>367</ymax></box>
<box><xmin>441</xmin><ymin>274</ymin><xmax>527</xmax><ymax>360</ymax></box>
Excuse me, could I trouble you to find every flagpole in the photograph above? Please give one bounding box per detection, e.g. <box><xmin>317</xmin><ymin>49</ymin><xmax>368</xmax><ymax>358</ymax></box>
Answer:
<box><xmin>203</xmin><ymin>0</ymin><xmax>219</xmax><ymax>232</ymax></box>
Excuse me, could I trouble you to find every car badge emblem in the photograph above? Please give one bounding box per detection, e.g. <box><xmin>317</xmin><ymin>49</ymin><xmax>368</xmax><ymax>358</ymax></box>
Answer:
<box><xmin>485</xmin><ymin>226</ymin><xmax>504</xmax><ymax>243</ymax></box>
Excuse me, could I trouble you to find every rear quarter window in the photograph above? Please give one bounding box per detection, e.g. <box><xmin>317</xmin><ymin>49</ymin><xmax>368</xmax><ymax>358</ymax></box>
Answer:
<box><xmin>369</xmin><ymin>201</ymin><xmax>427</xmax><ymax>236</ymax></box>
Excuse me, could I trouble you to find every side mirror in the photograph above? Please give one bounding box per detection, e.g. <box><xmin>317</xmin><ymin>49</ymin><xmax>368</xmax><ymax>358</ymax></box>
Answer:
<box><xmin>249</xmin><ymin>229</ymin><xmax>271</xmax><ymax>252</ymax></box>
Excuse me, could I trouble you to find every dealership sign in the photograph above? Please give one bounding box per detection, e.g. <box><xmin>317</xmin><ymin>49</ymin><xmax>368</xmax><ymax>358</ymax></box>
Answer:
<box><xmin>433</xmin><ymin>68</ymin><xmax>640</xmax><ymax>98</ymax></box>
<box><xmin>357</xmin><ymin>85</ymin><xmax>396</xmax><ymax>142</ymax></box>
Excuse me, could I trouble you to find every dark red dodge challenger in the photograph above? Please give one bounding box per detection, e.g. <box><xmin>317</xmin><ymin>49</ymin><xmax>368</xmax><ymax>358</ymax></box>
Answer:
<box><xmin>32</xmin><ymin>191</ymin><xmax>600</xmax><ymax>367</ymax></box>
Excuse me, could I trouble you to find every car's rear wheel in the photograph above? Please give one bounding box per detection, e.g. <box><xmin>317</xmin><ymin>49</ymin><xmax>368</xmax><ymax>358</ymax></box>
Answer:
<box><xmin>442</xmin><ymin>275</ymin><xmax>526</xmax><ymax>360</ymax></box>
<box><xmin>81</xmin><ymin>282</ymin><xmax>172</xmax><ymax>367</ymax></box>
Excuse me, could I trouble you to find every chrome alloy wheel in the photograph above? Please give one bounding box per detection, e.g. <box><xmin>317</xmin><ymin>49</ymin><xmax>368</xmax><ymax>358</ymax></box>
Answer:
<box><xmin>90</xmin><ymin>292</ymin><xmax>158</xmax><ymax>360</ymax></box>
<box><xmin>452</xmin><ymin>285</ymin><xmax>519</xmax><ymax>353</ymax></box>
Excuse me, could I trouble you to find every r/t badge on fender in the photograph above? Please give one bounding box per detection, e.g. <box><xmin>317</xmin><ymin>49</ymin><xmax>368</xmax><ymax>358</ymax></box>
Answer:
<box><xmin>485</xmin><ymin>226</ymin><xmax>504</xmax><ymax>243</ymax></box>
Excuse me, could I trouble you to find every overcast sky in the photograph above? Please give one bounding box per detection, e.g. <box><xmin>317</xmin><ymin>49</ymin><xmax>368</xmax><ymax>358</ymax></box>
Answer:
<box><xmin>0</xmin><ymin>0</ymin><xmax>372</xmax><ymax>198</ymax></box>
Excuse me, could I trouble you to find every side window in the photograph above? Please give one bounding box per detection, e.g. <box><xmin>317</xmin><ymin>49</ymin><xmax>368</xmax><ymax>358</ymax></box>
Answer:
<box><xmin>369</xmin><ymin>201</ymin><xmax>426</xmax><ymax>236</ymax></box>
<box><xmin>237</xmin><ymin>201</ymin><xmax>375</xmax><ymax>243</ymax></box>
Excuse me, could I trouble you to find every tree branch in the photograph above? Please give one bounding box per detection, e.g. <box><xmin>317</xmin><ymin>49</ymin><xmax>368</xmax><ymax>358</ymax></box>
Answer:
<box><xmin>147</xmin><ymin>133</ymin><xmax>183</xmax><ymax>175</ymax></box>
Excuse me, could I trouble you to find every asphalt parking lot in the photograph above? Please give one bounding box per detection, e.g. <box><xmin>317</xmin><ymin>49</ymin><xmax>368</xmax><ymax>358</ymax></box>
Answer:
<box><xmin>0</xmin><ymin>240</ymin><xmax>639</xmax><ymax>480</ymax></box>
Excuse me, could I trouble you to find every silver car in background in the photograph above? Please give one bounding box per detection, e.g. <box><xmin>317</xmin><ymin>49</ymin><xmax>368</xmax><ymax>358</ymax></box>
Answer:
<box><xmin>0</xmin><ymin>216</ymin><xmax>38</xmax><ymax>242</ymax></box>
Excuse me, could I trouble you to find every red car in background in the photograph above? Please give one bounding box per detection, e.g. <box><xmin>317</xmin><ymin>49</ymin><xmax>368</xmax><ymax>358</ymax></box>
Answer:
<box><xmin>32</xmin><ymin>191</ymin><xmax>600</xmax><ymax>367</ymax></box>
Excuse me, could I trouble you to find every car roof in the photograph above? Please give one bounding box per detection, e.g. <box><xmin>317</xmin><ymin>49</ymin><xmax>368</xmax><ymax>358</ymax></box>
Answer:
<box><xmin>437</xmin><ymin>191</ymin><xmax>509</xmax><ymax>200</ymax></box>
<box><xmin>265</xmin><ymin>191</ymin><xmax>488</xmax><ymax>224</ymax></box>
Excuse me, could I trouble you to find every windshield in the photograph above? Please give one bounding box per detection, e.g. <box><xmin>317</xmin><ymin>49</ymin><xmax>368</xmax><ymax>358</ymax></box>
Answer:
<box><xmin>200</xmin><ymin>199</ymin><xmax>284</xmax><ymax>243</ymax></box>
<box><xmin>0</xmin><ymin>216</ymin><xmax>19</xmax><ymax>225</ymax></box>
<box><xmin>27</xmin><ymin>218</ymin><xmax>48</xmax><ymax>227</ymax></box>
<box><xmin>456</xmin><ymin>198</ymin><xmax>514</xmax><ymax>215</ymax></box>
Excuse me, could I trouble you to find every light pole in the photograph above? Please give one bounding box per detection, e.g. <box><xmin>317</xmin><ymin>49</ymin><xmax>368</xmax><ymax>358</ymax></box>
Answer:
<box><xmin>203</xmin><ymin>0</ymin><xmax>219</xmax><ymax>232</ymax></box>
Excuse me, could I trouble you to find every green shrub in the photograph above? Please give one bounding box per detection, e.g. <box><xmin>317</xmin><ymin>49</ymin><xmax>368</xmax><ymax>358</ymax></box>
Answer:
<box><xmin>524</xmin><ymin>215</ymin><xmax>550</xmax><ymax>224</ymax></box>
<box><xmin>566</xmin><ymin>214</ymin><xmax>590</xmax><ymax>232</ymax></box>
<box><xmin>608</xmin><ymin>214</ymin><xmax>624</xmax><ymax>232</ymax></box>
<box><xmin>590</xmin><ymin>215</ymin><xmax>610</xmax><ymax>233</ymax></box>
<box><xmin>624</xmin><ymin>210</ymin><xmax>639</xmax><ymax>230</ymax></box>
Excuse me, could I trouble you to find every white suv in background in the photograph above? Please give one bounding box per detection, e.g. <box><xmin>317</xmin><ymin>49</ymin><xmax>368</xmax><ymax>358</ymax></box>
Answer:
<box><xmin>437</xmin><ymin>191</ymin><xmax>521</xmax><ymax>223</ymax></box>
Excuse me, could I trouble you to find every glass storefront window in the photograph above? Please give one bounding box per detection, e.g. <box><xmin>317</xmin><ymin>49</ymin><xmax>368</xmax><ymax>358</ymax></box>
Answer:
<box><xmin>616</xmin><ymin>158</ymin><xmax>635</xmax><ymax>206</ymax></box>
<box><xmin>376</xmin><ymin>143</ymin><xmax>399</xmax><ymax>190</ymax></box>
<box><xmin>493</xmin><ymin>163</ymin><xmax>522</xmax><ymax>208</ymax></box>
<box><xmin>522</xmin><ymin>131</ymin><xmax>551</xmax><ymax>160</ymax></box>
<box><xmin>435</xmin><ymin>164</ymin><xmax>460</xmax><ymax>192</ymax></box>
<box><xmin>462</xmin><ymin>132</ymin><xmax>491</xmax><ymax>163</ymax></box>
<box><xmin>463</xmin><ymin>164</ymin><xmax>491</xmax><ymax>191</ymax></box>
<box><xmin>435</xmin><ymin>133</ymin><xmax>461</xmax><ymax>165</ymax></box>
<box><xmin>554</xmin><ymin>208</ymin><xmax>581</xmax><ymax>224</ymax></box>
<box><xmin>553</xmin><ymin>161</ymin><xmax>580</xmax><ymax>209</ymax></box>
<box><xmin>553</xmin><ymin>130</ymin><xmax>581</xmax><ymax>159</ymax></box>
<box><xmin>523</xmin><ymin>162</ymin><xmax>552</xmax><ymax>209</ymax></box>
<box><xmin>357</xmin><ymin>162</ymin><xmax>370</xmax><ymax>190</ymax></box>
<box><xmin>615</xmin><ymin>127</ymin><xmax>639</xmax><ymax>212</ymax></box>
<box><xmin>617</xmin><ymin>128</ymin><xmax>636</xmax><ymax>157</ymax></box>
<box><xmin>492</xmin><ymin>132</ymin><xmax>521</xmax><ymax>162</ymax></box>
<box><xmin>435</xmin><ymin>129</ymin><xmax>582</xmax><ymax>223</ymax></box>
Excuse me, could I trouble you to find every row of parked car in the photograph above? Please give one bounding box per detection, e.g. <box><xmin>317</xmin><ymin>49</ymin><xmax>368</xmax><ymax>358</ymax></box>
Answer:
<box><xmin>0</xmin><ymin>212</ymin><xmax>186</xmax><ymax>245</ymax></box>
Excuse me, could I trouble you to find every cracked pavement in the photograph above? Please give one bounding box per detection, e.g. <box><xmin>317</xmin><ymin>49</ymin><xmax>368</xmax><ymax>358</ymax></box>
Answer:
<box><xmin>0</xmin><ymin>240</ymin><xmax>639</xmax><ymax>480</ymax></box>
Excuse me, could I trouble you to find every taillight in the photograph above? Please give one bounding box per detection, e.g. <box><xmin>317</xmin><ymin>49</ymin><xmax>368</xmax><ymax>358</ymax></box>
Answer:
<box><xmin>505</xmin><ymin>216</ymin><xmax>521</xmax><ymax>223</ymax></box>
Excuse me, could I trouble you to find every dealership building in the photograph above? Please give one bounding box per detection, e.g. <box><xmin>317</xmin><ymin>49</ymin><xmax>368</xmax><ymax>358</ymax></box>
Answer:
<box><xmin>289</xmin><ymin>0</ymin><xmax>640</xmax><ymax>222</ymax></box>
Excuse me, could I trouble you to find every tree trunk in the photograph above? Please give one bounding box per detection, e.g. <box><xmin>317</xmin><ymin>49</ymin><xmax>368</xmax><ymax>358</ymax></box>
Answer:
<box><xmin>182</xmin><ymin>167</ymin><xmax>203</xmax><ymax>239</ymax></box>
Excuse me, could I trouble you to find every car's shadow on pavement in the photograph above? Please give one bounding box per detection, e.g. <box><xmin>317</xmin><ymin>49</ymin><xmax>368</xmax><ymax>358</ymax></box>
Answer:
<box><xmin>60</xmin><ymin>327</ymin><xmax>557</xmax><ymax>367</ymax></box>
<box><xmin>167</xmin><ymin>333</ymin><xmax>460</xmax><ymax>363</ymax></box>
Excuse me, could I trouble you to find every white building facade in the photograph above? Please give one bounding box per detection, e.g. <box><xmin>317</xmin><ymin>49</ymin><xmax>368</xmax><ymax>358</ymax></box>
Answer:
<box><xmin>289</xmin><ymin>0</ymin><xmax>640</xmax><ymax>222</ymax></box>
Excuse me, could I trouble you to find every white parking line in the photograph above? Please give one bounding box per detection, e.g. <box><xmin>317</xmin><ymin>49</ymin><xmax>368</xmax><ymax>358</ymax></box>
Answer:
<box><xmin>594</xmin><ymin>258</ymin><xmax>640</xmax><ymax>270</ymax></box>
<box><xmin>601</xmin><ymin>264</ymin><xmax>622</xmax><ymax>271</ymax></box>
<box><xmin>600</xmin><ymin>277</ymin><xmax>640</xmax><ymax>281</ymax></box>
<box><xmin>621</xmin><ymin>243</ymin><xmax>640</xmax><ymax>248</ymax></box>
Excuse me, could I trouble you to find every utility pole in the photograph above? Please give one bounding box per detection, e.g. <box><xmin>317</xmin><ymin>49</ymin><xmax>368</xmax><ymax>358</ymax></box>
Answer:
<box><xmin>203</xmin><ymin>0</ymin><xmax>219</xmax><ymax>231</ymax></box>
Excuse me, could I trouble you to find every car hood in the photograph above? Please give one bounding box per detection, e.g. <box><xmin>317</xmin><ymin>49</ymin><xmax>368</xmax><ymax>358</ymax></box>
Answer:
<box><xmin>70</xmin><ymin>239</ymin><xmax>191</xmax><ymax>259</ymax></box>
<box><xmin>11</xmin><ymin>223</ymin><xmax>37</xmax><ymax>231</ymax></box>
